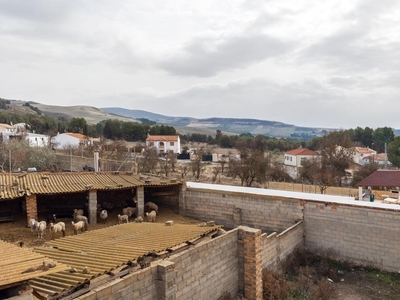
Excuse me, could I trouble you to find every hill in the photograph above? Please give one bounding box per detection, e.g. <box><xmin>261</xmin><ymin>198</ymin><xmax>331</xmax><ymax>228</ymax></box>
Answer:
<box><xmin>1</xmin><ymin>99</ymin><xmax>332</xmax><ymax>138</ymax></box>
<box><xmin>102</xmin><ymin>107</ymin><xmax>331</xmax><ymax>138</ymax></box>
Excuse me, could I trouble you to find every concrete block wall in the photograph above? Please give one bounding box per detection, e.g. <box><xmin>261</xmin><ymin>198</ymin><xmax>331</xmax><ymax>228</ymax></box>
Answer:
<box><xmin>76</xmin><ymin>266</ymin><xmax>159</xmax><ymax>300</ymax></box>
<box><xmin>261</xmin><ymin>221</ymin><xmax>304</xmax><ymax>269</ymax></box>
<box><xmin>184</xmin><ymin>189</ymin><xmax>303</xmax><ymax>232</ymax></box>
<box><xmin>304</xmin><ymin>202</ymin><xmax>400</xmax><ymax>272</ymax></box>
<box><xmin>168</xmin><ymin>230</ymin><xmax>240</xmax><ymax>299</ymax></box>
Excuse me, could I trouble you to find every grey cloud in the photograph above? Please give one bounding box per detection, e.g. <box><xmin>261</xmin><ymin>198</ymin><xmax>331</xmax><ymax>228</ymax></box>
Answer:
<box><xmin>157</xmin><ymin>34</ymin><xmax>292</xmax><ymax>77</ymax></box>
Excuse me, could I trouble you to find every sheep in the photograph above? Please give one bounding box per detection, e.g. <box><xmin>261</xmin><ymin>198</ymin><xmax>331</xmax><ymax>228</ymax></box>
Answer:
<box><xmin>74</xmin><ymin>215</ymin><xmax>89</xmax><ymax>230</ymax></box>
<box><xmin>146</xmin><ymin>210</ymin><xmax>156</xmax><ymax>223</ymax></box>
<box><xmin>99</xmin><ymin>210</ymin><xmax>108</xmax><ymax>224</ymax></box>
<box><xmin>144</xmin><ymin>202</ymin><xmax>158</xmax><ymax>214</ymax></box>
<box><xmin>35</xmin><ymin>221</ymin><xmax>47</xmax><ymax>239</ymax></box>
<box><xmin>71</xmin><ymin>221</ymin><xmax>85</xmax><ymax>234</ymax></box>
<box><xmin>122</xmin><ymin>207</ymin><xmax>137</xmax><ymax>218</ymax></box>
<box><xmin>73</xmin><ymin>208</ymin><xmax>84</xmax><ymax>219</ymax></box>
<box><xmin>28</xmin><ymin>219</ymin><xmax>37</xmax><ymax>235</ymax></box>
<box><xmin>49</xmin><ymin>222</ymin><xmax>66</xmax><ymax>239</ymax></box>
<box><xmin>118</xmin><ymin>214</ymin><xmax>129</xmax><ymax>224</ymax></box>
<box><xmin>134</xmin><ymin>216</ymin><xmax>143</xmax><ymax>223</ymax></box>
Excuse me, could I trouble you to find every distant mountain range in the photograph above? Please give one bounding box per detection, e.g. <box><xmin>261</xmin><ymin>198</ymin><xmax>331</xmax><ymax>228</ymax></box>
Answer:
<box><xmin>0</xmin><ymin>99</ymin><xmax>334</xmax><ymax>138</ymax></box>
<box><xmin>101</xmin><ymin>107</ymin><xmax>331</xmax><ymax>139</ymax></box>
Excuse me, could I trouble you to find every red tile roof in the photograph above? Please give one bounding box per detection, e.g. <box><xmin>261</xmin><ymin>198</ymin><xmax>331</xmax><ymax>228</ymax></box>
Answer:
<box><xmin>356</xmin><ymin>170</ymin><xmax>400</xmax><ymax>187</ymax></box>
<box><xmin>285</xmin><ymin>148</ymin><xmax>319</xmax><ymax>156</ymax></box>
<box><xmin>146</xmin><ymin>135</ymin><xmax>179</xmax><ymax>142</ymax></box>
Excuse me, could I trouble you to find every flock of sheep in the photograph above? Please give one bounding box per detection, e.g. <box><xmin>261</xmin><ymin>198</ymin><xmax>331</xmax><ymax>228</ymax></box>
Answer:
<box><xmin>28</xmin><ymin>201</ymin><xmax>159</xmax><ymax>239</ymax></box>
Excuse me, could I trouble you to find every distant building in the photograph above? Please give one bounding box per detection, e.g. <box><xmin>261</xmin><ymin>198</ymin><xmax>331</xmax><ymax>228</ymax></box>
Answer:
<box><xmin>351</xmin><ymin>147</ymin><xmax>377</xmax><ymax>165</ymax></box>
<box><xmin>52</xmin><ymin>133</ymin><xmax>92</xmax><ymax>149</ymax></box>
<box><xmin>362</xmin><ymin>153</ymin><xmax>391</xmax><ymax>167</ymax></box>
<box><xmin>0</xmin><ymin>123</ymin><xmax>16</xmax><ymax>133</ymax></box>
<box><xmin>283</xmin><ymin>148</ymin><xmax>320</xmax><ymax>179</ymax></box>
<box><xmin>146</xmin><ymin>135</ymin><xmax>180</xmax><ymax>154</ymax></box>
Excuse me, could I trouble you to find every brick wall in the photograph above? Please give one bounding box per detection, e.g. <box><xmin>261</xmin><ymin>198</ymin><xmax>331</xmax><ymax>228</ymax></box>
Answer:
<box><xmin>76</xmin><ymin>229</ymin><xmax>241</xmax><ymax>300</ymax></box>
<box><xmin>76</xmin><ymin>266</ymin><xmax>159</xmax><ymax>300</ymax></box>
<box><xmin>261</xmin><ymin>221</ymin><xmax>304</xmax><ymax>269</ymax></box>
<box><xmin>184</xmin><ymin>188</ymin><xmax>303</xmax><ymax>232</ymax></box>
<box><xmin>304</xmin><ymin>202</ymin><xmax>400</xmax><ymax>271</ymax></box>
<box><xmin>169</xmin><ymin>230</ymin><xmax>240</xmax><ymax>299</ymax></box>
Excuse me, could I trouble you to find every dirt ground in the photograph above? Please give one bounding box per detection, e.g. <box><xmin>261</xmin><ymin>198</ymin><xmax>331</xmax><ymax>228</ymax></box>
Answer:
<box><xmin>0</xmin><ymin>207</ymin><xmax>204</xmax><ymax>248</ymax></box>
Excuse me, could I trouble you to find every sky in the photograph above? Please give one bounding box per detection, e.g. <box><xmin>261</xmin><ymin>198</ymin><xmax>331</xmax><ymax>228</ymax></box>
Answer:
<box><xmin>1</xmin><ymin>0</ymin><xmax>400</xmax><ymax>129</ymax></box>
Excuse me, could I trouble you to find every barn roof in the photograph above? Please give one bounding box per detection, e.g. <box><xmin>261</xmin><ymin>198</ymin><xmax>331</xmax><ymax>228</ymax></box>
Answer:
<box><xmin>0</xmin><ymin>240</ymin><xmax>69</xmax><ymax>290</ymax></box>
<box><xmin>0</xmin><ymin>172</ymin><xmax>182</xmax><ymax>200</ymax></box>
<box><xmin>356</xmin><ymin>169</ymin><xmax>400</xmax><ymax>187</ymax></box>
<box><xmin>29</xmin><ymin>222</ymin><xmax>220</xmax><ymax>298</ymax></box>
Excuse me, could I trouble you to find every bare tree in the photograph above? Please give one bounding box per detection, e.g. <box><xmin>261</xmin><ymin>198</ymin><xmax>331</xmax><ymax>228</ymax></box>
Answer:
<box><xmin>212</xmin><ymin>166</ymin><xmax>221</xmax><ymax>183</ymax></box>
<box><xmin>191</xmin><ymin>147</ymin><xmax>206</xmax><ymax>180</ymax></box>
<box><xmin>137</xmin><ymin>147</ymin><xmax>158</xmax><ymax>174</ymax></box>
<box><xmin>300</xmin><ymin>157</ymin><xmax>337</xmax><ymax>194</ymax></box>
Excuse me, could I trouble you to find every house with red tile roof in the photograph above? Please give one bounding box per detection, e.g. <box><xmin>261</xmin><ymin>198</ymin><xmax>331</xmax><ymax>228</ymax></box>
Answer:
<box><xmin>283</xmin><ymin>147</ymin><xmax>320</xmax><ymax>179</ymax></box>
<box><xmin>52</xmin><ymin>133</ymin><xmax>92</xmax><ymax>149</ymax></box>
<box><xmin>356</xmin><ymin>169</ymin><xmax>400</xmax><ymax>202</ymax></box>
<box><xmin>146</xmin><ymin>135</ymin><xmax>180</xmax><ymax>154</ymax></box>
<box><xmin>351</xmin><ymin>147</ymin><xmax>377</xmax><ymax>165</ymax></box>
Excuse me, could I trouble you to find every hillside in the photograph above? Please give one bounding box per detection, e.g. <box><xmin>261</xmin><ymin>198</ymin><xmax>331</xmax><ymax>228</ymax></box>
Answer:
<box><xmin>102</xmin><ymin>107</ymin><xmax>331</xmax><ymax>138</ymax></box>
<box><xmin>1</xmin><ymin>99</ymin><xmax>333</xmax><ymax>138</ymax></box>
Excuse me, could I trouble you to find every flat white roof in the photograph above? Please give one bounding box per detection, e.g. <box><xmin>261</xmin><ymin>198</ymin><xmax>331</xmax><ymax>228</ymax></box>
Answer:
<box><xmin>186</xmin><ymin>182</ymin><xmax>400</xmax><ymax>210</ymax></box>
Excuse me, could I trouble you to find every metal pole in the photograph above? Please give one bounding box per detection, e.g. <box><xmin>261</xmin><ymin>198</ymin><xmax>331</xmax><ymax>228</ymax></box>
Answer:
<box><xmin>70</xmin><ymin>149</ymin><xmax>72</xmax><ymax>172</ymax></box>
<box><xmin>9</xmin><ymin>149</ymin><xmax>11</xmax><ymax>176</ymax></box>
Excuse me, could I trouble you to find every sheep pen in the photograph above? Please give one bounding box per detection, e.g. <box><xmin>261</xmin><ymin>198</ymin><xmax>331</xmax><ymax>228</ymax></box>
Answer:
<box><xmin>0</xmin><ymin>208</ymin><xmax>204</xmax><ymax>248</ymax></box>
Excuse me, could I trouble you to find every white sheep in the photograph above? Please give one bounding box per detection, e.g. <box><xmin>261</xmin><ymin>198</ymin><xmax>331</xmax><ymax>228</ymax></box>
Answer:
<box><xmin>144</xmin><ymin>202</ymin><xmax>158</xmax><ymax>214</ymax></box>
<box><xmin>74</xmin><ymin>215</ymin><xmax>89</xmax><ymax>230</ymax></box>
<box><xmin>122</xmin><ymin>207</ymin><xmax>137</xmax><ymax>218</ymax></box>
<box><xmin>49</xmin><ymin>222</ymin><xmax>66</xmax><ymax>239</ymax></box>
<box><xmin>28</xmin><ymin>219</ymin><xmax>37</xmax><ymax>235</ymax></box>
<box><xmin>73</xmin><ymin>208</ymin><xmax>84</xmax><ymax>218</ymax></box>
<box><xmin>99</xmin><ymin>210</ymin><xmax>108</xmax><ymax>224</ymax></box>
<box><xmin>118</xmin><ymin>214</ymin><xmax>129</xmax><ymax>224</ymax></box>
<box><xmin>72</xmin><ymin>221</ymin><xmax>85</xmax><ymax>234</ymax></box>
<box><xmin>134</xmin><ymin>216</ymin><xmax>143</xmax><ymax>223</ymax></box>
<box><xmin>35</xmin><ymin>221</ymin><xmax>47</xmax><ymax>239</ymax></box>
<box><xmin>146</xmin><ymin>210</ymin><xmax>157</xmax><ymax>222</ymax></box>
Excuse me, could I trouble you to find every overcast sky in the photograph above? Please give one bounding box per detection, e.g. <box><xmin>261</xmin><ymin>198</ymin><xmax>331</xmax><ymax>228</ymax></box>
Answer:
<box><xmin>1</xmin><ymin>0</ymin><xmax>400</xmax><ymax>129</ymax></box>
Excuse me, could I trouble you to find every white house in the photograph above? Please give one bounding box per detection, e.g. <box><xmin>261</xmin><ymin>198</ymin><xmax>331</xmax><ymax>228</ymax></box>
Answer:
<box><xmin>362</xmin><ymin>153</ymin><xmax>391</xmax><ymax>167</ymax></box>
<box><xmin>0</xmin><ymin>123</ymin><xmax>16</xmax><ymax>133</ymax></box>
<box><xmin>2</xmin><ymin>130</ymin><xmax>50</xmax><ymax>147</ymax></box>
<box><xmin>351</xmin><ymin>147</ymin><xmax>377</xmax><ymax>165</ymax></box>
<box><xmin>52</xmin><ymin>133</ymin><xmax>92</xmax><ymax>149</ymax></box>
<box><xmin>283</xmin><ymin>148</ymin><xmax>320</xmax><ymax>179</ymax></box>
<box><xmin>146</xmin><ymin>135</ymin><xmax>180</xmax><ymax>154</ymax></box>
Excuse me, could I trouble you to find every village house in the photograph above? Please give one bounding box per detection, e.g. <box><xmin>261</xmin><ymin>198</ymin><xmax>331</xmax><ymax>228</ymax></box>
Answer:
<box><xmin>283</xmin><ymin>147</ymin><xmax>320</xmax><ymax>179</ymax></box>
<box><xmin>52</xmin><ymin>133</ymin><xmax>92</xmax><ymax>149</ymax></box>
<box><xmin>146</xmin><ymin>135</ymin><xmax>180</xmax><ymax>154</ymax></box>
<box><xmin>351</xmin><ymin>147</ymin><xmax>377</xmax><ymax>165</ymax></box>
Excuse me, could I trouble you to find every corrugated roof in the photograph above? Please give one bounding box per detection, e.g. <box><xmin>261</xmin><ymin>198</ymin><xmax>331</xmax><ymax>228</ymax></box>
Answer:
<box><xmin>285</xmin><ymin>148</ymin><xmax>319</xmax><ymax>156</ymax></box>
<box><xmin>0</xmin><ymin>240</ymin><xmax>69</xmax><ymax>290</ymax></box>
<box><xmin>356</xmin><ymin>169</ymin><xmax>400</xmax><ymax>187</ymax></box>
<box><xmin>30</xmin><ymin>222</ymin><xmax>219</xmax><ymax>297</ymax></box>
<box><xmin>146</xmin><ymin>135</ymin><xmax>179</xmax><ymax>142</ymax></box>
<box><xmin>0</xmin><ymin>172</ymin><xmax>182</xmax><ymax>200</ymax></box>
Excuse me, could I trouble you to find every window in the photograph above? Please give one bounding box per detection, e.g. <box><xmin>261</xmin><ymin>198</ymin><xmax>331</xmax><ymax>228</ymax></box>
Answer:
<box><xmin>150</xmin><ymin>142</ymin><xmax>154</xmax><ymax>146</ymax></box>
<box><xmin>300</xmin><ymin>157</ymin><xmax>306</xmax><ymax>165</ymax></box>
<box><xmin>170</xmin><ymin>142</ymin><xmax>174</xmax><ymax>146</ymax></box>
